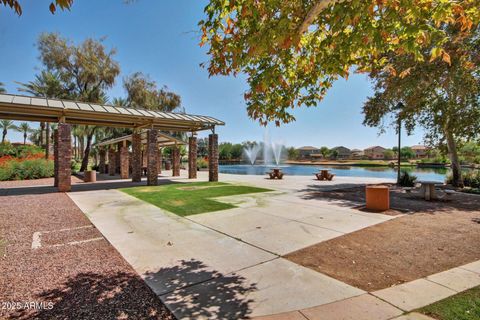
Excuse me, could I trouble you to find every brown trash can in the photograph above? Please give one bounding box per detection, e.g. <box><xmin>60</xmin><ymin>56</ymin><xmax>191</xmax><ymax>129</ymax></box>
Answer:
<box><xmin>84</xmin><ymin>170</ymin><xmax>97</xmax><ymax>183</ymax></box>
<box><xmin>365</xmin><ymin>186</ymin><xmax>390</xmax><ymax>211</ymax></box>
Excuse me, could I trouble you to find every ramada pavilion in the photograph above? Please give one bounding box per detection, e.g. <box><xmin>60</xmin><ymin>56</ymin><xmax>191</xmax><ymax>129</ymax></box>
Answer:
<box><xmin>0</xmin><ymin>93</ymin><xmax>224</xmax><ymax>191</ymax></box>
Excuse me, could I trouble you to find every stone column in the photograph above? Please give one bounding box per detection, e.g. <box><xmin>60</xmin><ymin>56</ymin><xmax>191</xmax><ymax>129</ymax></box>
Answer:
<box><xmin>53</xmin><ymin>129</ymin><xmax>59</xmax><ymax>187</ymax></box>
<box><xmin>56</xmin><ymin>123</ymin><xmax>72</xmax><ymax>192</ymax></box>
<box><xmin>120</xmin><ymin>141</ymin><xmax>129</xmax><ymax>179</ymax></box>
<box><xmin>208</xmin><ymin>133</ymin><xmax>218</xmax><ymax>182</ymax></box>
<box><xmin>99</xmin><ymin>148</ymin><xmax>106</xmax><ymax>174</ymax></box>
<box><xmin>147</xmin><ymin>129</ymin><xmax>158</xmax><ymax>186</ymax></box>
<box><xmin>188</xmin><ymin>136</ymin><xmax>197</xmax><ymax>179</ymax></box>
<box><xmin>108</xmin><ymin>147</ymin><xmax>116</xmax><ymax>176</ymax></box>
<box><xmin>157</xmin><ymin>148</ymin><xmax>163</xmax><ymax>174</ymax></box>
<box><xmin>131</xmin><ymin>131</ymin><xmax>142</xmax><ymax>182</ymax></box>
<box><xmin>172</xmin><ymin>146</ymin><xmax>180</xmax><ymax>177</ymax></box>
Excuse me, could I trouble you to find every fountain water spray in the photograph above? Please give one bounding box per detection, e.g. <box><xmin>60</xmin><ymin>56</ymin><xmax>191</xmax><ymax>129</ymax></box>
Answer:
<box><xmin>244</xmin><ymin>144</ymin><xmax>261</xmax><ymax>165</ymax></box>
<box><xmin>243</xmin><ymin>128</ymin><xmax>284</xmax><ymax>166</ymax></box>
<box><xmin>271</xmin><ymin>140</ymin><xmax>284</xmax><ymax>166</ymax></box>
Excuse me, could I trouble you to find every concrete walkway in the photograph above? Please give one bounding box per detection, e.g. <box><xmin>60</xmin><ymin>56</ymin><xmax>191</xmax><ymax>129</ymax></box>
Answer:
<box><xmin>67</xmin><ymin>172</ymin><xmax>399</xmax><ymax>318</ymax></box>
<box><xmin>68</xmin><ymin>171</ymin><xmax>480</xmax><ymax>319</ymax></box>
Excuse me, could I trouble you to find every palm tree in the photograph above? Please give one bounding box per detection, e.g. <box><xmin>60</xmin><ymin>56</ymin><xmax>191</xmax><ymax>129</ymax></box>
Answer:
<box><xmin>17</xmin><ymin>71</ymin><xmax>68</xmax><ymax>156</ymax></box>
<box><xmin>0</xmin><ymin>82</ymin><xmax>6</xmax><ymax>93</ymax></box>
<box><xmin>0</xmin><ymin>120</ymin><xmax>16</xmax><ymax>143</ymax></box>
<box><xmin>16</xmin><ymin>122</ymin><xmax>32</xmax><ymax>145</ymax></box>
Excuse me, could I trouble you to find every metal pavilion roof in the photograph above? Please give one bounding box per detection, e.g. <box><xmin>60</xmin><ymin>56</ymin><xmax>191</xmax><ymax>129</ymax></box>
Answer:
<box><xmin>0</xmin><ymin>93</ymin><xmax>224</xmax><ymax>131</ymax></box>
<box><xmin>95</xmin><ymin>131</ymin><xmax>186</xmax><ymax>148</ymax></box>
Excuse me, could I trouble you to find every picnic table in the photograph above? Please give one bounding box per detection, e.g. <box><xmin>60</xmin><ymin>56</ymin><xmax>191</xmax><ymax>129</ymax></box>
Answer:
<box><xmin>315</xmin><ymin>169</ymin><xmax>335</xmax><ymax>181</ymax></box>
<box><xmin>418</xmin><ymin>180</ymin><xmax>443</xmax><ymax>201</ymax></box>
<box><xmin>267</xmin><ymin>168</ymin><xmax>284</xmax><ymax>179</ymax></box>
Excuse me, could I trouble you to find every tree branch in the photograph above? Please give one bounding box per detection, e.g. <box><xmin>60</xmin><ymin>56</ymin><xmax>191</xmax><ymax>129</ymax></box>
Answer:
<box><xmin>297</xmin><ymin>0</ymin><xmax>345</xmax><ymax>35</ymax></box>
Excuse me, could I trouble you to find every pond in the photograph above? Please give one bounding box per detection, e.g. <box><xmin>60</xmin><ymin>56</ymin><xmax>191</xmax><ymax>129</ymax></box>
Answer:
<box><xmin>219</xmin><ymin>164</ymin><xmax>451</xmax><ymax>182</ymax></box>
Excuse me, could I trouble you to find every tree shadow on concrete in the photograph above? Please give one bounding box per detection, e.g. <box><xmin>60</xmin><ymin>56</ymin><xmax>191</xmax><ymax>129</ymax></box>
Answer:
<box><xmin>145</xmin><ymin>259</ymin><xmax>257</xmax><ymax>320</ymax></box>
<box><xmin>12</xmin><ymin>271</ymin><xmax>174</xmax><ymax>320</ymax></box>
<box><xmin>298</xmin><ymin>183</ymin><xmax>480</xmax><ymax>214</ymax></box>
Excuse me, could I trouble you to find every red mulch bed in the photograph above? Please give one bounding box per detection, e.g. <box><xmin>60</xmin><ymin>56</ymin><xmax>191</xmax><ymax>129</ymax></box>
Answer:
<box><xmin>0</xmin><ymin>189</ymin><xmax>174</xmax><ymax>319</ymax></box>
<box><xmin>286</xmin><ymin>185</ymin><xmax>480</xmax><ymax>291</ymax></box>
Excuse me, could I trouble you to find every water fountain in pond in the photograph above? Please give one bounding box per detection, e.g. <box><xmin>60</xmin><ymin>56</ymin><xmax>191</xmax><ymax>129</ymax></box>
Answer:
<box><xmin>271</xmin><ymin>140</ymin><xmax>284</xmax><ymax>166</ymax></box>
<box><xmin>243</xmin><ymin>129</ymin><xmax>284</xmax><ymax>166</ymax></box>
<box><xmin>244</xmin><ymin>144</ymin><xmax>261</xmax><ymax>165</ymax></box>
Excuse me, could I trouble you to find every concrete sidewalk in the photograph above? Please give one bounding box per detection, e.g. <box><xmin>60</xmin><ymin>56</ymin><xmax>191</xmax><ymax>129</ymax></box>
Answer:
<box><xmin>68</xmin><ymin>173</ymin><xmax>397</xmax><ymax>318</ymax></box>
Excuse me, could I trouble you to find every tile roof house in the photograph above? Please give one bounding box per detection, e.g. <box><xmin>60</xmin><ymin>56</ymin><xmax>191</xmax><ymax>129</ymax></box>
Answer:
<box><xmin>350</xmin><ymin>148</ymin><xmax>365</xmax><ymax>159</ymax></box>
<box><xmin>411</xmin><ymin>145</ymin><xmax>429</xmax><ymax>158</ymax></box>
<box><xmin>331</xmin><ymin>146</ymin><xmax>351</xmax><ymax>159</ymax></box>
<box><xmin>364</xmin><ymin>146</ymin><xmax>387</xmax><ymax>159</ymax></box>
<box><xmin>297</xmin><ymin>146</ymin><xmax>320</xmax><ymax>159</ymax></box>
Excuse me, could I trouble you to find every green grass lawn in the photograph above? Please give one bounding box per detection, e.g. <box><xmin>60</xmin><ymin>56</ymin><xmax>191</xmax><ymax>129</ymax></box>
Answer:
<box><xmin>121</xmin><ymin>181</ymin><xmax>272</xmax><ymax>216</ymax></box>
<box><xmin>418</xmin><ymin>285</ymin><xmax>480</xmax><ymax>320</ymax></box>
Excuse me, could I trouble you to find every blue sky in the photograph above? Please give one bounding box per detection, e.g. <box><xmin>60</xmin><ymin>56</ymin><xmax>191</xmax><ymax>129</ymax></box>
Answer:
<box><xmin>0</xmin><ymin>0</ymin><xmax>424</xmax><ymax>149</ymax></box>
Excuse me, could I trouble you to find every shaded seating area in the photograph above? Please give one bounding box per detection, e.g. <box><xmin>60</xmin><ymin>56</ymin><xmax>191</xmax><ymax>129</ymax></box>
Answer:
<box><xmin>0</xmin><ymin>93</ymin><xmax>224</xmax><ymax>192</ymax></box>
<box><xmin>94</xmin><ymin>131</ymin><xmax>187</xmax><ymax>181</ymax></box>
<box><xmin>315</xmin><ymin>169</ymin><xmax>335</xmax><ymax>181</ymax></box>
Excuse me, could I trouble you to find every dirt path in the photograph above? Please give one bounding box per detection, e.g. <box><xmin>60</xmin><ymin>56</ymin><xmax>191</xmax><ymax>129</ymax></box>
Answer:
<box><xmin>0</xmin><ymin>190</ymin><xmax>173</xmax><ymax>319</ymax></box>
<box><xmin>286</xmin><ymin>187</ymin><xmax>480</xmax><ymax>291</ymax></box>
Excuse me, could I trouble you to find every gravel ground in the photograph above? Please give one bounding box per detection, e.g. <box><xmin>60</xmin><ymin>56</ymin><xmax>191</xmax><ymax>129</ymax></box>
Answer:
<box><xmin>286</xmin><ymin>186</ymin><xmax>480</xmax><ymax>291</ymax></box>
<box><xmin>0</xmin><ymin>176</ymin><xmax>83</xmax><ymax>188</ymax></box>
<box><xmin>0</xmin><ymin>188</ymin><xmax>174</xmax><ymax>319</ymax></box>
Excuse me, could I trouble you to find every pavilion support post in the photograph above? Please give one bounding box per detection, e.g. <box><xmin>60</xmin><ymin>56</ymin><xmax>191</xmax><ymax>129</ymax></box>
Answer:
<box><xmin>108</xmin><ymin>147</ymin><xmax>116</xmax><ymax>176</ymax></box>
<box><xmin>99</xmin><ymin>147</ymin><xmax>106</xmax><ymax>174</ymax></box>
<box><xmin>172</xmin><ymin>145</ymin><xmax>180</xmax><ymax>177</ymax></box>
<box><xmin>188</xmin><ymin>136</ymin><xmax>197</xmax><ymax>179</ymax></box>
<box><xmin>53</xmin><ymin>129</ymin><xmax>59</xmax><ymax>187</ymax></box>
<box><xmin>120</xmin><ymin>140</ymin><xmax>129</xmax><ymax>179</ymax></box>
<box><xmin>157</xmin><ymin>148</ymin><xmax>163</xmax><ymax>174</ymax></box>
<box><xmin>147</xmin><ymin>129</ymin><xmax>158</xmax><ymax>186</ymax></box>
<box><xmin>208</xmin><ymin>133</ymin><xmax>218</xmax><ymax>182</ymax></box>
<box><xmin>55</xmin><ymin>123</ymin><xmax>72</xmax><ymax>192</ymax></box>
<box><xmin>131</xmin><ymin>131</ymin><xmax>142</xmax><ymax>182</ymax></box>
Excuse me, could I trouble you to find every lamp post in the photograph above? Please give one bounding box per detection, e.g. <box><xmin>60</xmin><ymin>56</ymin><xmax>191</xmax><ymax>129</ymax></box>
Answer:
<box><xmin>396</xmin><ymin>102</ymin><xmax>404</xmax><ymax>185</ymax></box>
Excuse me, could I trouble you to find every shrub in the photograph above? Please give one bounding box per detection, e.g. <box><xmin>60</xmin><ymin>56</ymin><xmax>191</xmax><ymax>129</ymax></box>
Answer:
<box><xmin>0</xmin><ymin>142</ymin><xmax>16</xmax><ymax>157</ymax></box>
<box><xmin>446</xmin><ymin>170</ymin><xmax>480</xmax><ymax>188</ymax></box>
<box><xmin>71</xmin><ymin>160</ymin><xmax>81</xmax><ymax>174</ymax></box>
<box><xmin>0</xmin><ymin>142</ymin><xmax>45</xmax><ymax>159</ymax></box>
<box><xmin>0</xmin><ymin>159</ymin><xmax>54</xmax><ymax>181</ymax></box>
<box><xmin>197</xmin><ymin>158</ymin><xmax>208</xmax><ymax>169</ymax></box>
<box><xmin>399</xmin><ymin>170</ymin><xmax>417</xmax><ymax>187</ymax></box>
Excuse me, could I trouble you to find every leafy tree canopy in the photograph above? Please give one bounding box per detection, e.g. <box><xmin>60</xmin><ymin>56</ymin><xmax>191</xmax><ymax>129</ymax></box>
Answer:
<box><xmin>199</xmin><ymin>0</ymin><xmax>480</xmax><ymax>125</ymax></box>
<box><xmin>123</xmin><ymin>72</ymin><xmax>182</xmax><ymax>112</ymax></box>
<box><xmin>363</xmin><ymin>25</ymin><xmax>480</xmax><ymax>186</ymax></box>
<box><xmin>38</xmin><ymin>32</ymin><xmax>120</xmax><ymax>103</ymax></box>
<box><xmin>1</xmin><ymin>0</ymin><xmax>73</xmax><ymax>15</ymax></box>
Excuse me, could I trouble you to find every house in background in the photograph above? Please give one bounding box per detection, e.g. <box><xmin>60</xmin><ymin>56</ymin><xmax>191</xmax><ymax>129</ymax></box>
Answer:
<box><xmin>411</xmin><ymin>145</ymin><xmax>428</xmax><ymax>158</ymax></box>
<box><xmin>364</xmin><ymin>146</ymin><xmax>386</xmax><ymax>159</ymax></box>
<box><xmin>331</xmin><ymin>146</ymin><xmax>351</xmax><ymax>160</ymax></box>
<box><xmin>350</xmin><ymin>149</ymin><xmax>365</xmax><ymax>159</ymax></box>
<box><xmin>297</xmin><ymin>146</ymin><xmax>320</xmax><ymax>159</ymax></box>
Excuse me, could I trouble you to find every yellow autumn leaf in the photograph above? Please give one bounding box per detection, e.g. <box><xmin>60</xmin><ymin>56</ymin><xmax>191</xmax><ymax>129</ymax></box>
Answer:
<box><xmin>442</xmin><ymin>51</ymin><xmax>451</xmax><ymax>65</ymax></box>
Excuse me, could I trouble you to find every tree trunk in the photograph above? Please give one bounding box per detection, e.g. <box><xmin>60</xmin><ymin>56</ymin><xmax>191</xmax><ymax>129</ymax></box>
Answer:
<box><xmin>45</xmin><ymin>123</ymin><xmax>50</xmax><ymax>159</ymax></box>
<box><xmin>39</xmin><ymin>122</ymin><xmax>45</xmax><ymax>147</ymax></box>
<box><xmin>2</xmin><ymin>129</ymin><xmax>6</xmax><ymax>143</ymax></box>
<box><xmin>23</xmin><ymin>133</ymin><xmax>27</xmax><ymax>145</ymax></box>
<box><xmin>445</xmin><ymin>129</ymin><xmax>463</xmax><ymax>187</ymax></box>
<box><xmin>73</xmin><ymin>135</ymin><xmax>77</xmax><ymax>160</ymax></box>
<box><xmin>80</xmin><ymin>129</ymin><xmax>95</xmax><ymax>172</ymax></box>
<box><xmin>79</xmin><ymin>136</ymin><xmax>85</xmax><ymax>160</ymax></box>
